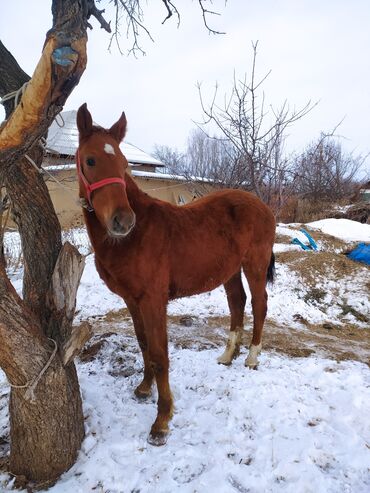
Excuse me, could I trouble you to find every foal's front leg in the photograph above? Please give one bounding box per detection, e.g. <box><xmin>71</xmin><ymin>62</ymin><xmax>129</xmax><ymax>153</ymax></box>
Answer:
<box><xmin>125</xmin><ymin>299</ymin><xmax>154</xmax><ymax>398</ymax></box>
<box><xmin>139</xmin><ymin>297</ymin><xmax>173</xmax><ymax>446</ymax></box>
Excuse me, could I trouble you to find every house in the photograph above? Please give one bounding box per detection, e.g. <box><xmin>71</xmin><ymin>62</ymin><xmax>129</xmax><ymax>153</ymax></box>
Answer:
<box><xmin>43</xmin><ymin>111</ymin><xmax>205</xmax><ymax>228</ymax></box>
<box><xmin>359</xmin><ymin>180</ymin><xmax>370</xmax><ymax>202</ymax></box>
<box><xmin>44</xmin><ymin>110</ymin><xmax>164</xmax><ymax>173</ymax></box>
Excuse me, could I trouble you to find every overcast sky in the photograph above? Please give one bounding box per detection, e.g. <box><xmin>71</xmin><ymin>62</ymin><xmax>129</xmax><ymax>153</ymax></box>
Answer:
<box><xmin>1</xmin><ymin>0</ymin><xmax>370</xmax><ymax>176</ymax></box>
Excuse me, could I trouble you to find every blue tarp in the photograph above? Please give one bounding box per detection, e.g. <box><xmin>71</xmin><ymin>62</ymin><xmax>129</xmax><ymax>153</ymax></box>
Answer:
<box><xmin>291</xmin><ymin>228</ymin><xmax>318</xmax><ymax>251</ymax></box>
<box><xmin>347</xmin><ymin>243</ymin><xmax>370</xmax><ymax>266</ymax></box>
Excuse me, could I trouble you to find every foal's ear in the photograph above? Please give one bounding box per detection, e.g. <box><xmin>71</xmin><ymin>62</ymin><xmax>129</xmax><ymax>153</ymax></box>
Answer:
<box><xmin>77</xmin><ymin>103</ymin><xmax>93</xmax><ymax>140</ymax></box>
<box><xmin>109</xmin><ymin>112</ymin><xmax>127</xmax><ymax>143</ymax></box>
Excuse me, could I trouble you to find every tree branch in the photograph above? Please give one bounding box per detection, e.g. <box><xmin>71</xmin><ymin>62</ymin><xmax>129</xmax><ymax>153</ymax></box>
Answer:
<box><xmin>87</xmin><ymin>0</ymin><xmax>112</xmax><ymax>32</ymax></box>
<box><xmin>198</xmin><ymin>0</ymin><xmax>225</xmax><ymax>35</ymax></box>
<box><xmin>161</xmin><ymin>0</ymin><xmax>180</xmax><ymax>27</ymax></box>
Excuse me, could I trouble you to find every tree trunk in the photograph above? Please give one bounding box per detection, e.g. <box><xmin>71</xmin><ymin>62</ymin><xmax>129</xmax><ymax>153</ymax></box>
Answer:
<box><xmin>0</xmin><ymin>0</ymin><xmax>99</xmax><ymax>483</ymax></box>
<box><xmin>9</xmin><ymin>366</ymin><xmax>84</xmax><ymax>481</ymax></box>
<box><xmin>4</xmin><ymin>153</ymin><xmax>62</xmax><ymax>326</ymax></box>
<box><xmin>0</xmin><ymin>252</ymin><xmax>85</xmax><ymax>481</ymax></box>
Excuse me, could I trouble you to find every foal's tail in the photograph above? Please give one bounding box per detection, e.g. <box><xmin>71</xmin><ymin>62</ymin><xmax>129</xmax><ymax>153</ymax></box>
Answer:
<box><xmin>266</xmin><ymin>252</ymin><xmax>275</xmax><ymax>285</ymax></box>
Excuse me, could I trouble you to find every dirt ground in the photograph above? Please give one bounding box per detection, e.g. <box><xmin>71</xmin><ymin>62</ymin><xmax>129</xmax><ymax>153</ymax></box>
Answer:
<box><xmin>80</xmin><ymin>310</ymin><xmax>370</xmax><ymax>368</ymax></box>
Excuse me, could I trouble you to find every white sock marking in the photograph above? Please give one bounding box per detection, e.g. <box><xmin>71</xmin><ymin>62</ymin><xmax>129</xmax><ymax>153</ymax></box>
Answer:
<box><xmin>217</xmin><ymin>330</ymin><xmax>242</xmax><ymax>365</ymax></box>
<box><xmin>245</xmin><ymin>343</ymin><xmax>262</xmax><ymax>368</ymax></box>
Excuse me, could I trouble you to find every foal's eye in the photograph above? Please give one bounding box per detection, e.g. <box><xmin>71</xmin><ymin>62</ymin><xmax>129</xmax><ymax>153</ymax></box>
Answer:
<box><xmin>86</xmin><ymin>157</ymin><xmax>96</xmax><ymax>167</ymax></box>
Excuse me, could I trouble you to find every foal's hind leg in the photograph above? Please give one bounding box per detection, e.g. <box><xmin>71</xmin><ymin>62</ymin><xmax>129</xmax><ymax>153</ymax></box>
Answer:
<box><xmin>243</xmin><ymin>259</ymin><xmax>269</xmax><ymax>369</ymax></box>
<box><xmin>217</xmin><ymin>271</ymin><xmax>246</xmax><ymax>365</ymax></box>
<box><xmin>126</xmin><ymin>299</ymin><xmax>154</xmax><ymax>398</ymax></box>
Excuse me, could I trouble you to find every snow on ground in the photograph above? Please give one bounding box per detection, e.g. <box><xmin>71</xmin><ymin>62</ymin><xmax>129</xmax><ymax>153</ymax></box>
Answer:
<box><xmin>76</xmin><ymin>250</ymin><xmax>370</xmax><ymax>330</ymax></box>
<box><xmin>2</xmin><ymin>339</ymin><xmax>369</xmax><ymax>493</ymax></box>
<box><xmin>273</xmin><ymin>243</ymin><xmax>301</xmax><ymax>253</ymax></box>
<box><xmin>276</xmin><ymin>225</ymin><xmax>309</xmax><ymax>242</ymax></box>
<box><xmin>46</xmin><ymin>216</ymin><xmax>370</xmax><ymax>338</ymax></box>
<box><xmin>76</xmin><ymin>256</ymin><xmax>349</xmax><ymax>328</ymax></box>
<box><xmin>307</xmin><ymin>218</ymin><xmax>370</xmax><ymax>243</ymax></box>
<box><xmin>1</xmin><ymin>218</ymin><xmax>369</xmax><ymax>492</ymax></box>
<box><xmin>76</xmin><ymin>254</ymin><xmax>124</xmax><ymax>321</ymax></box>
<box><xmin>166</xmin><ymin>261</ymin><xmax>350</xmax><ymax>328</ymax></box>
<box><xmin>6</xmin><ymin>219</ymin><xmax>369</xmax><ymax>330</ymax></box>
<box><xmin>5</xmin><ymin>218</ymin><xmax>370</xmax><ymax>335</ymax></box>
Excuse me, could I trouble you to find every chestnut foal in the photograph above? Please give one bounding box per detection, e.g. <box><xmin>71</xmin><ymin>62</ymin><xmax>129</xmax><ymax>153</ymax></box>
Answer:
<box><xmin>76</xmin><ymin>104</ymin><xmax>276</xmax><ymax>445</ymax></box>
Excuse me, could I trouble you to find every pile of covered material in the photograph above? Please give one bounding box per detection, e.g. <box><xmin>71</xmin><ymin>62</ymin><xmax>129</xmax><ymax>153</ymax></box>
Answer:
<box><xmin>347</xmin><ymin>243</ymin><xmax>370</xmax><ymax>266</ymax></box>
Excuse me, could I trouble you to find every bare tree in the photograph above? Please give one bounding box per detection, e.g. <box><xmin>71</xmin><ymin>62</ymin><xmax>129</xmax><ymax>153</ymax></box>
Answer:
<box><xmin>156</xmin><ymin>43</ymin><xmax>314</xmax><ymax>209</ymax></box>
<box><xmin>153</xmin><ymin>144</ymin><xmax>186</xmax><ymax>173</ymax></box>
<box><xmin>154</xmin><ymin>129</ymin><xmax>240</xmax><ymax>196</ymax></box>
<box><xmin>293</xmin><ymin>134</ymin><xmax>365</xmax><ymax>202</ymax></box>
<box><xmin>0</xmin><ymin>0</ymin><xmax>225</xmax><ymax>485</ymax></box>
<box><xmin>197</xmin><ymin>41</ymin><xmax>315</xmax><ymax>203</ymax></box>
<box><xmin>155</xmin><ymin>125</ymin><xmax>296</xmax><ymax>208</ymax></box>
<box><xmin>155</xmin><ymin>43</ymin><xmax>365</xmax><ymax>215</ymax></box>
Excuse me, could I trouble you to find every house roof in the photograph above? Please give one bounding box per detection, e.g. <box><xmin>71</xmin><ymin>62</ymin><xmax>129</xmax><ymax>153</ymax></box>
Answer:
<box><xmin>131</xmin><ymin>170</ymin><xmax>188</xmax><ymax>182</ymax></box>
<box><xmin>46</xmin><ymin>110</ymin><xmax>164</xmax><ymax>167</ymax></box>
<box><xmin>131</xmin><ymin>169</ymin><xmax>215</xmax><ymax>185</ymax></box>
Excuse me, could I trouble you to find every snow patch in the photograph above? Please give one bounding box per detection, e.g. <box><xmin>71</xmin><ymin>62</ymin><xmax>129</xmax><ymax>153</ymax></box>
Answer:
<box><xmin>307</xmin><ymin>218</ymin><xmax>370</xmax><ymax>243</ymax></box>
<box><xmin>1</xmin><ymin>344</ymin><xmax>368</xmax><ymax>492</ymax></box>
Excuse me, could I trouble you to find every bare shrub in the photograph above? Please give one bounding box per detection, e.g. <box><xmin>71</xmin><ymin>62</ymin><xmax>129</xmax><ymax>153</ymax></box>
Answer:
<box><xmin>293</xmin><ymin>135</ymin><xmax>364</xmax><ymax>203</ymax></box>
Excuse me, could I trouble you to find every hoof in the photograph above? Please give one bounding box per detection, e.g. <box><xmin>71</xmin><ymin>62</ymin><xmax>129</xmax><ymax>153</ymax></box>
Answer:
<box><xmin>217</xmin><ymin>354</ymin><xmax>233</xmax><ymax>366</ymax></box>
<box><xmin>244</xmin><ymin>343</ymin><xmax>262</xmax><ymax>369</ymax></box>
<box><xmin>134</xmin><ymin>386</ymin><xmax>152</xmax><ymax>400</ymax></box>
<box><xmin>147</xmin><ymin>430</ymin><xmax>169</xmax><ymax>446</ymax></box>
<box><xmin>245</xmin><ymin>360</ymin><xmax>258</xmax><ymax>370</ymax></box>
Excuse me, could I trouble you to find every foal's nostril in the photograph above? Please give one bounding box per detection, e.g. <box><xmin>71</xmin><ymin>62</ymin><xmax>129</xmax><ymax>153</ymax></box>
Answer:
<box><xmin>112</xmin><ymin>214</ymin><xmax>124</xmax><ymax>233</ymax></box>
<box><xmin>111</xmin><ymin>211</ymin><xmax>135</xmax><ymax>236</ymax></box>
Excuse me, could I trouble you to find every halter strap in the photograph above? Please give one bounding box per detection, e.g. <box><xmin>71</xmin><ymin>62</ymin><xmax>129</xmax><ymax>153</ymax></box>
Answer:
<box><xmin>76</xmin><ymin>149</ymin><xmax>126</xmax><ymax>211</ymax></box>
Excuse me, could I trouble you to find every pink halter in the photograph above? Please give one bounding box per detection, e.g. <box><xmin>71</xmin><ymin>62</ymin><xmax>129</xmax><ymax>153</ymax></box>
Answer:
<box><xmin>76</xmin><ymin>149</ymin><xmax>126</xmax><ymax>211</ymax></box>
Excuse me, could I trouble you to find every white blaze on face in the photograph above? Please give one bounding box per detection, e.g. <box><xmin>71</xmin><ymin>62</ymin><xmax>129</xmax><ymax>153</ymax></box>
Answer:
<box><xmin>104</xmin><ymin>143</ymin><xmax>116</xmax><ymax>155</ymax></box>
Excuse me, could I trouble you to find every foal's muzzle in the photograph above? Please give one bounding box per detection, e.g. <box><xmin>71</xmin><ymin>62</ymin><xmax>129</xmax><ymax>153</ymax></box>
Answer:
<box><xmin>108</xmin><ymin>209</ymin><xmax>136</xmax><ymax>237</ymax></box>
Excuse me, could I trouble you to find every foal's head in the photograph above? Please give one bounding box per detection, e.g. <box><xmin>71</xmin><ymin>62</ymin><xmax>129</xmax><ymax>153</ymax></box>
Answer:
<box><xmin>76</xmin><ymin>103</ymin><xmax>135</xmax><ymax>238</ymax></box>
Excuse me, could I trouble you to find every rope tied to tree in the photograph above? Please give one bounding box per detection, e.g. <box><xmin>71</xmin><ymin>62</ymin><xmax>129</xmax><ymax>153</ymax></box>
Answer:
<box><xmin>0</xmin><ymin>81</ymin><xmax>28</xmax><ymax>109</ymax></box>
<box><xmin>24</xmin><ymin>153</ymin><xmax>43</xmax><ymax>174</ymax></box>
<box><xmin>6</xmin><ymin>338</ymin><xmax>58</xmax><ymax>403</ymax></box>
<box><xmin>55</xmin><ymin>113</ymin><xmax>65</xmax><ymax>128</ymax></box>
